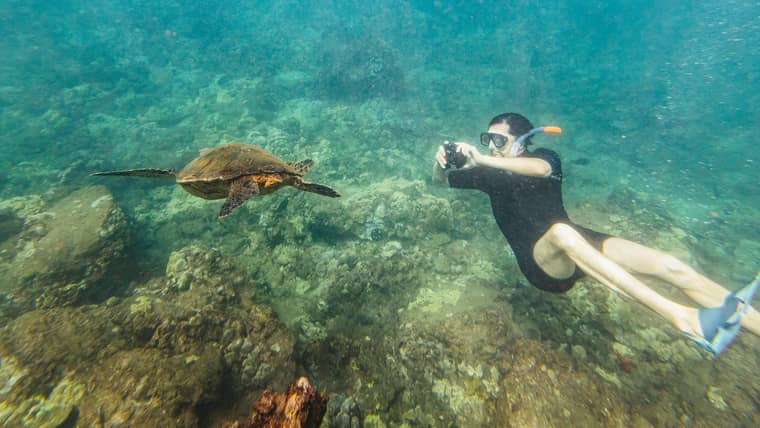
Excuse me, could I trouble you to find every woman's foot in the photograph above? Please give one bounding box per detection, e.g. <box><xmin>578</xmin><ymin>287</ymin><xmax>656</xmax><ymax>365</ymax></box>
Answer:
<box><xmin>684</xmin><ymin>275</ymin><xmax>760</xmax><ymax>355</ymax></box>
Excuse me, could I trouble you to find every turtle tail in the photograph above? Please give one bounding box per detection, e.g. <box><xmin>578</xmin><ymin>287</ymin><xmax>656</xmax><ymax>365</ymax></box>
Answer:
<box><xmin>91</xmin><ymin>168</ymin><xmax>177</xmax><ymax>179</ymax></box>
<box><xmin>295</xmin><ymin>180</ymin><xmax>340</xmax><ymax>198</ymax></box>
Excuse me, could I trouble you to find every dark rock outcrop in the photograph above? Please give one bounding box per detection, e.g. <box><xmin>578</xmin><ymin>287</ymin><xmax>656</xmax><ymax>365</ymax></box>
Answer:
<box><xmin>0</xmin><ymin>245</ymin><xmax>295</xmax><ymax>427</ymax></box>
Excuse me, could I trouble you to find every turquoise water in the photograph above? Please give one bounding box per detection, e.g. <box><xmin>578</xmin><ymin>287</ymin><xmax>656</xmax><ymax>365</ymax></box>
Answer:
<box><xmin>1</xmin><ymin>1</ymin><xmax>759</xmax><ymax>426</ymax></box>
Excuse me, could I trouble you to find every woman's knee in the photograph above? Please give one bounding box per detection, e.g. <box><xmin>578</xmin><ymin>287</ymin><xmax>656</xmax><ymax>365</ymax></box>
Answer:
<box><xmin>546</xmin><ymin>223</ymin><xmax>585</xmax><ymax>251</ymax></box>
<box><xmin>658</xmin><ymin>254</ymin><xmax>695</xmax><ymax>282</ymax></box>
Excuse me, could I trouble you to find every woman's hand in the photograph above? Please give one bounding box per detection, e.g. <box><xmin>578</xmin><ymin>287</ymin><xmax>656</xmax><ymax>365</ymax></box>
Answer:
<box><xmin>454</xmin><ymin>142</ymin><xmax>481</xmax><ymax>169</ymax></box>
<box><xmin>435</xmin><ymin>142</ymin><xmax>481</xmax><ymax>169</ymax></box>
<box><xmin>435</xmin><ymin>144</ymin><xmax>448</xmax><ymax>169</ymax></box>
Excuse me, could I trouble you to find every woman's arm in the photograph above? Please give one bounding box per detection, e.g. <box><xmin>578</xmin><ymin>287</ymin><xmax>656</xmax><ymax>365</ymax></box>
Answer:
<box><xmin>474</xmin><ymin>153</ymin><xmax>552</xmax><ymax>177</ymax></box>
<box><xmin>432</xmin><ymin>161</ymin><xmax>448</xmax><ymax>184</ymax></box>
<box><xmin>458</xmin><ymin>144</ymin><xmax>552</xmax><ymax>177</ymax></box>
<box><xmin>431</xmin><ymin>144</ymin><xmax>449</xmax><ymax>184</ymax></box>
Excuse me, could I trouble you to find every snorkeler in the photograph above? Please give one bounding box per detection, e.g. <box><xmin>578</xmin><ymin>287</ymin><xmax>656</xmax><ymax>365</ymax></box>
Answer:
<box><xmin>433</xmin><ymin>112</ymin><xmax>760</xmax><ymax>356</ymax></box>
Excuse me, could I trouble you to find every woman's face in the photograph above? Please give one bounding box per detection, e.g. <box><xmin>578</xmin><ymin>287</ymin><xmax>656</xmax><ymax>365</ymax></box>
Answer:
<box><xmin>487</xmin><ymin>122</ymin><xmax>519</xmax><ymax>157</ymax></box>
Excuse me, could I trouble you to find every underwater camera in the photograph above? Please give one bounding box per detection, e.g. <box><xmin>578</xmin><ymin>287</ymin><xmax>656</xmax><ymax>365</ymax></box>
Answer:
<box><xmin>443</xmin><ymin>141</ymin><xmax>467</xmax><ymax>169</ymax></box>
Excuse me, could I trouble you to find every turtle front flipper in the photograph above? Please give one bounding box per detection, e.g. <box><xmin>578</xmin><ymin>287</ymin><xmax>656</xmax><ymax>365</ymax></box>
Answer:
<box><xmin>293</xmin><ymin>179</ymin><xmax>341</xmax><ymax>198</ymax></box>
<box><xmin>219</xmin><ymin>177</ymin><xmax>260</xmax><ymax>218</ymax></box>
<box><xmin>91</xmin><ymin>168</ymin><xmax>176</xmax><ymax>178</ymax></box>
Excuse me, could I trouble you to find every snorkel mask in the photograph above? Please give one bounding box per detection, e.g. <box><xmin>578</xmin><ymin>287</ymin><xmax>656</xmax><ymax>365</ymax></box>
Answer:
<box><xmin>508</xmin><ymin>126</ymin><xmax>563</xmax><ymax>157</ymax></box>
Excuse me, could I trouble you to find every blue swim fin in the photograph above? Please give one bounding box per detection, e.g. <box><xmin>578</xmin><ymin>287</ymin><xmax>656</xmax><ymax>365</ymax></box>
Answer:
<box><xmin>688</xmin><ymin>271</ymin><xmax>760</xmax><ymax>356</ymax></box>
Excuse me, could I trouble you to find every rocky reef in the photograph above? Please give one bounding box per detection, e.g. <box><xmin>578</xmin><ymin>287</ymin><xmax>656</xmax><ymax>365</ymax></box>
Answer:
<box><xmin>317</xmin><ymin>36</ymin><xmax>405</xmax><ymax>102</ymax></box>
<box><xmin>238</xmin><ymin>179</ymin><xmax>760</xmax><ymax>427</ymax></box>
<box><xmin>306</xmin><ymin>276</ymin><xmax>636</xmax><ymax>427</ymax></box>
<box><xmin>2</xmin><ymin>2</ymin><xmax>759</xmax><ymax>427</ymax></box>
<box><xmin>0</xmin><ymin>173</ymin><xmax>758</xmax><ymax>427</ymax></box>
<box><xmin>0</xmin><ymin>245</ymin><xmax>295</xmax><ymax>427</ymax></box>
<box><xmin>0</xmin><ymin>185</ymin><xmax>128</xmax><ymax>319</ymax></box>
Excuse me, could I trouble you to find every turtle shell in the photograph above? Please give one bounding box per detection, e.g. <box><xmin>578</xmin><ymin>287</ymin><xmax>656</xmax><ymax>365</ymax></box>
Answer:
<box><xmin>177</xmin><ymin>143</ymin><xmax>299</xmax><ymax>183</ymax></box>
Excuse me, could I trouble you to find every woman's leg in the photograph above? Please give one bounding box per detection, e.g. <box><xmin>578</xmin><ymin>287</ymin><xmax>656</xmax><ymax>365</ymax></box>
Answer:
<box><xmin>532</xmin><ymin>223</ymin><xmax>704</xmax><ymax>338</ymax></box>
<box><xmin>601</xmin><ymin>237</ymin><xmax>760</xmax><ymax>336</ymax></box>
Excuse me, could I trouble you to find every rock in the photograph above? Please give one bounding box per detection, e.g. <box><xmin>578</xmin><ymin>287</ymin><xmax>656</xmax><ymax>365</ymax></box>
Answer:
<box><xmin>0</xmin><ymin>245</ymin><xmax>296</xmax><ymax>427</ymax></box>
<box><xmin>0</xmin><ymin>373</ymin><xmax>83</xmax><ymax>428</ymax></box>
<box><xmin>363</xmin><ymin>414</ymin><xmax>387</xmax><ymax>428</ymax></box>
<box><xmin>319</xmin><ymin>36</ymin><xmax>405</xmax><ymax>101</ymax></box>
<box><xmin>572</xmin><ymin>344</ymin><xmax>588</xmax><ymax>361</ymax></box>
<box><xmin>83</xmin><ymin>347</ymin><xmax>224</xmax><ymax>427</ymax></box>
<box><xmin>706</xmin><ymin>386</ymin><xmax>728</xmax><ymax>411</ymax></box>
<box><xmin>305</xmin><ymin>178</ymin><xmax>459</xmax><ymax>244</ymax></box>
<box><xmin>306</xmin><ymin>301</ymin><xmax>633</xmax><ymax>427</ymax></box>
<box><xmin>325</xmin><ymin>394</ymin><xmax>362</xmax><ymax>428</ymax></box>
<box><xmin>0</xmin><ymin>185</ymin><xmax>128</xmax><ymax>314</ymax></box>
<box><xmin>0</xmin><ymin>210</ymin><xmax>22</xmax><ymax>243</ymax></box>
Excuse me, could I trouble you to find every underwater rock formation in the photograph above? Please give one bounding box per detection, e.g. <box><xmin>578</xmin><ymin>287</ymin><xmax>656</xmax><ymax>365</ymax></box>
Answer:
<box><xmin>210</xmin><ymin>171</ymin><xmax>760</xmax><ymax>427</ymax></box>
<box><xmin>303</xmin><ymin>178</ymin><xmax>470</xmax><ymax>244</ymax></box>
<box><xmin>308</xmin><ymin>299</ymin><xmax>634</xmax><ymax>427</ymax></box>
<box><xmin>318</xmin><ymin>37</ymin><xmax>405</xmax><ymax>101</ymax></box>
<box><xmin>325</xmin><ymin>395</ymin><xmax>362</xmax><ymax>428</ymax></box>
<box><xmin>0</xmin><ymin>185</ymin><xmax>128</xmax><ymax>318</ymax></box>
<box><xmin>0</xmin><ymin>210</ymin><xmax>23</xmax><ymax>243</ymax></box>
<box><xmin>0</xmin><ymin>245</ymin><xmax>295</xmax><ymax>427</ymax></box>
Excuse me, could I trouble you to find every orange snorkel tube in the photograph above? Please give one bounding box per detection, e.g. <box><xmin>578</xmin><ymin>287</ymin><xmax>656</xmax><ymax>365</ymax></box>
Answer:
<box><xmin>508</xmin><ymin>125</ymin><xmax>563</xmax><ymax>156</ymax></box>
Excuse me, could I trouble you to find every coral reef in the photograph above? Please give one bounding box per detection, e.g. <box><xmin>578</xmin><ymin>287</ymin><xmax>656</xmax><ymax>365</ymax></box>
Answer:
<box><xmin>309</xmin><ymin>298</ymin><xmax>635</xmax><ymax>427</ymax></box>
<box><xmin>0</xmin><ymin>185</ymin><xmax>128</xmax><ymax>318</ymax></box>
<box><xmin>231</xmin><ymin>177</ymin><xmax>760</xmax><ymax>427</ymax></box>
<box><xmin>0</xmin><ymin>155</ymin><xmax>756</xmax><ymax>427</ymax></box>
<box><xmin>0</xmin><ymin>245</ymin><xmax>295</xmax><ymax>427</ymax></box>
<box><xmin>0</xmin><ymin>210</ymin><xmax>23</xmax><ymax>243</ymax></box>
<box><xmin>1</xmin><ymin>2</ymin><xmax>759</xmax><ymax>426</ymax></box>
<box><xmin>324</xmin><ymin>395</ymin><xmax>362</xmax><ymax>428</ymax></box>
<box><xmin>317</xmin><ymin>36</ymin><xmax>405</xmax><ymax>101</ymax></box>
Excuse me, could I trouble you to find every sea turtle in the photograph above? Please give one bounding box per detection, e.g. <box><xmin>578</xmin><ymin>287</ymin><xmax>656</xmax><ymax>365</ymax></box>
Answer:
<box><xmin>92</xmin><ymin>142</ymin><xmax>340</xmax><ymax>218</ymax></box>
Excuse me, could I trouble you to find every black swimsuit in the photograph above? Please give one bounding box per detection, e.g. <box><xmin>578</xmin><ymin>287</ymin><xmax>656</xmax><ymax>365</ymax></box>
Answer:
<box><xmin>448</xmin><ymin>148</ymin><xmax>609</xmax><ymax>292</ymax></box>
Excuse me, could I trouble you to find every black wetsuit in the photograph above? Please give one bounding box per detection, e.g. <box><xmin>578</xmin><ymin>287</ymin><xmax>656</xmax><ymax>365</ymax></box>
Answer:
<box><xmin>448</xmin><ymin>148</ymin><xmax>609</xmax><ymax>292</ymax></box>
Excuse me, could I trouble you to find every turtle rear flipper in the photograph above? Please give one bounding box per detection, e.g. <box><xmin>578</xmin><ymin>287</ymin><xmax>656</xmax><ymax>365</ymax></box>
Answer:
<box><xmin>91</xmin><ymin>168</ymin><xmax>176</xmax><ymax>178</ymax></box>
<box><xmin>295</xmin><ymin>180</ymin><xmax>340</xmax><ymax>198</ymax></box>
<box><xmin>219</xmin><ymin>177</ymin><xmax>260</xmax><ymax>218</ymax></box>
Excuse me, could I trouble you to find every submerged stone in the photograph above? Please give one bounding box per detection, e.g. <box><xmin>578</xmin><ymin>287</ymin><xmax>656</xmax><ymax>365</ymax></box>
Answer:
<box><xmin>0</xmin><ymin>185</ymin><xmax>128</xmax><ymax>314</ymax></box>
<box><xmin>0</xmin><ymin>210</ymin><xmax>22</xmax><ymax>243</ymax></box>
<box><xmin>0</xmin><ymin>245</ymin><xmax>295</xmax><ymax>427</ymax></box>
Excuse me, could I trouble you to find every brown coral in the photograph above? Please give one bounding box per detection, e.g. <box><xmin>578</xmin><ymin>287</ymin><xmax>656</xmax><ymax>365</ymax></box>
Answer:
<box><xmin>225</xmin><ymin>376</ymin><xmax>328</xmax><ymax>428</ymax></box>
<box><xmin>613</xmin><ymin>348</ymin><xmax>636</xmax><ymax>373</ymax></box>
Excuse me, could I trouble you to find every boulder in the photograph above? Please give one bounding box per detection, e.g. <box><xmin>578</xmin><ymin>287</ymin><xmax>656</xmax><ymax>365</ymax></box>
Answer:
<box><xmin>0</xmin><ymin>245</ymin><xmax>295</xmax><ymax>427</ymax></box>
<box><xmin>0</xmin><ymin>185</ymin><xmax>128</xmax><ymax>314</ymax></box>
